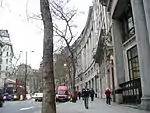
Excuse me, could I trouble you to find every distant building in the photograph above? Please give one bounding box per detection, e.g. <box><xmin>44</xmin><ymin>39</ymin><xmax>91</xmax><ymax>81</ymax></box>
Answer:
<box><xmin>15</xmin><ymin>64</ymin><xmax>33</xmax><ymax>93</ymax></box>
<box><xmin>0</xmin><ymin>30</ymin><xmax>14</xmax><ymax>88</ymax></box>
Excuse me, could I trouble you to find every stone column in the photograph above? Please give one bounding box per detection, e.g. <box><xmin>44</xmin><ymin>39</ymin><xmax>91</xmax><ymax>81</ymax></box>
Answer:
<box><xmin>131</xmin><ymin>0</ymin><xmax>150</xmax><ymax>110</ymax></box>
<box><xmin>93</xmin><ymin>78</ymin><xmax>96</xmax><ymax>92</ymax></box>
<box><xmin>111</xmin><ymin>20</ymin><xmax>125</xmax><ymax>85</ymax></box>
<box><xmin>143</xmin><ymin>0</ymin><xmax>150</xmax><ymax>44</ymax></box>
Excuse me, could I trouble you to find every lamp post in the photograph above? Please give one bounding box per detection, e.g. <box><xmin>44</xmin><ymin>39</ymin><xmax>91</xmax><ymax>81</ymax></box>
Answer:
<box><xmin>20</xmin><ymin>50</ymin><xmax>34</xmax><ymax>99</ymax></box>
<box><xmin>110</xmin><ymin>55</ymin><xmax>116</xmax><ymax>102</ymax></box>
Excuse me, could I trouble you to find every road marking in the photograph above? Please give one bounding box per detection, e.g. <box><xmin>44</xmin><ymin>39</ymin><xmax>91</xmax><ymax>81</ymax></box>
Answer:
<box><xmin>20</xmin><ymin>106</ymin><xmax>34</xmax><ymax>111</ymax></box>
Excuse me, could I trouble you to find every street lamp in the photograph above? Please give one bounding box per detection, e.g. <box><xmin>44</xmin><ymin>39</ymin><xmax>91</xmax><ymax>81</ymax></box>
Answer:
<box><xmin>64</xmin><ymin>63</ymin><xmax>67</xmax><ymax>67</ymax></box>
<box><xmin>20</xmin><ymin>50</ymin><xmax>34</xmax><ymax>99</ymax></box>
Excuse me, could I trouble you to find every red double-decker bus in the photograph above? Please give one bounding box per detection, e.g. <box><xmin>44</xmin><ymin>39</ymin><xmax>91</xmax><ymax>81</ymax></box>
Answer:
<box><xmin>3</xmin><ymin>79</ymin><xmax>25</xmax><ymax>100</ymax></box>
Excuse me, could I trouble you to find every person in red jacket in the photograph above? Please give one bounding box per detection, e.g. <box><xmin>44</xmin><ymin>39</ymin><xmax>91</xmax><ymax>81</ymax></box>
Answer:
<box><xmin>74</xmin><ymin>91</ymin><xmax>78</xmax><ymax>101</ymax></box>
<box><xmin>105</xmin><ymin>88</ymin><xmax>111</xmax><ymax>105</ymax></box>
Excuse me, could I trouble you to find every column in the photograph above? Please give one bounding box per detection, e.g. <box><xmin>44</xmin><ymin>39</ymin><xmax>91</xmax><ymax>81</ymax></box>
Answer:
<box><xmin>92</xmin><ymin>78</ymin><xmax>94</xmax><ymax>89</ymax></box>
<box><xmin>93</xmin><ymin>78</ymin><xmax>96</xmax><ymax>92</ymax></box>
<box><xmin>131</xmin><ymin>0</ymin><xmax>150</xmax><ymax>110</ymax></box>
<box><xmin>99</xmin><ymin>76</ymin><xmax>103</xmax><ymax>98</ymax></box>
<box><xmin>88</xmin><ymin>81</ymin><xmax>90</xmax><ymax>89</ymax></box>
<box><xmin>143</xmin><ymin>0</ymin><xmax>150</xmax><ymax>44</ymax></box>
<box><xmin>95</xmin><ymin>77</ymin><xmax>98</xmax><ymax>94</ymax></box>
<box><xmin>111</xmin><ymin>20</ymin><xmax>125</xmax><ymax>85</ymax></box>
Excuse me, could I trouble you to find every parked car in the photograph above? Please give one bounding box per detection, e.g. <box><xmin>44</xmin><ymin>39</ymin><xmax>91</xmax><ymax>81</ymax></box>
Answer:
<box><xmin>32</xmin><ymin>93</ymin><xmax>43</xmax><ymax>102</ymax></box>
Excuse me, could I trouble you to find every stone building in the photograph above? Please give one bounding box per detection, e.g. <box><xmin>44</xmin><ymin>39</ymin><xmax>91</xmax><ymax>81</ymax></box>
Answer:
<box><xmin>99</xmin><ymin>0</ymin><xmax>150</xmax><ymax>110</ymax></box>
<box><xmin>74</xmin><ymin>6</ymin><xmax>101</xmax><ymax>96</ymax></box>
<box><xmin>15</xmin><ymin>64</ymin><xmax>33</xmax><ymax>93</ymax></box>
<box><xmin>0</xmin><ymin>30</ymin><xmax>14</xmax><ymax>88</ymax></box>
<box><xmin>74</xmin><ymin>0</ymin><xmax>150</xmax><ymax>110</ymax></box>
<box><xmin>73</xmin><ymin>1</ymin><xmax>112</xmax><ymax>99</ymax></box>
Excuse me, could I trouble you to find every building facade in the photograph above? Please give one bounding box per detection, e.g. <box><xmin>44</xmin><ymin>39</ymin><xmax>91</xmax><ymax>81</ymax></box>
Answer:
<box><xmin>98</xmin><ymin>0</ymin><xmax>150</xmax><ymax>110</ymax></box>
<box><xmin>73</xmin><ymin>1</ymin><xmax>112</xmax><ymax>99</ymax></box>
<box><xmin>74</xmin><ymin>0</ymin><xmax>150</xmax><ymax>110</ymax></box>
<box><xmin>0</xmin><ymin>30</ymin><xmax>14</xmax><ymax>88</ymax></box>
<box><xmin>15</xmin><ymin>64</ymin><xmax>33</xmax><ymax>93</ymax></box>
<box><xmin>74</xmin><ymin>6</ymin><xmax>102</xmax><ymax>97</ymax></box>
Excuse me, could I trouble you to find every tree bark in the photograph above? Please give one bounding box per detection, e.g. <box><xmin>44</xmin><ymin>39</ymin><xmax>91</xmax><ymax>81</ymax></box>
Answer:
<box><xmin>62</xmin><ymin>38</ymin><xmax>76</xmax><ymax>92</ymax></box>
<box><xmin>71</xmin><ymin>56</ymin><xmax>76</xmax><ymax>92</ymax></box>
<box><xmin>40</xmin><ymin>0</ymin><xmax>56</xmax><ymax>113</ymax></box>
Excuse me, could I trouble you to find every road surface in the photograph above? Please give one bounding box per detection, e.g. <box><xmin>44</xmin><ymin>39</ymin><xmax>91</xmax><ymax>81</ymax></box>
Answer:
<box><xmin>0</xmin><ymin>99</ymin><xmax>41</xmax><ymax>113</ymax></box>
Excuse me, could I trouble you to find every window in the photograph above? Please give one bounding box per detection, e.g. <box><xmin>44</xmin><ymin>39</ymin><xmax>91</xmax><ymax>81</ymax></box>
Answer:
<box><xmin>6</xmin><ymin>52</ymin><xmax>9</xmax><ymax>56</ymax></box>
<box><xmin>6</xmin><ymin>59</ymin><xmax>8</xmax><ymax>64</ymax></box>
<box><xmin>127</xmin><ymin>45</ymin><xmax>140</xmax><ymax>80</ymax></box>
<box><xmin>10</xmin><ymin>59</ymin><xmax>12</xmax><ymax>63</ymax></box>
<box><xmin>57</xmin><ymin>90</ymin><xmax>68</xmax><ymax>95</ymax></box>
<box><xmin>6</xmin><ymin>66</ymin><xmax>8</xmax><ymax>71</ymax></box>
<box><xmin>121</xmin><ymin>1</ymin><xmax>135</xmax><ymax>43</ymax></box>
<box><xmin>0</xmin><ymin>52</ymin><xmax>2</xmax><ymax>56</ymax></box>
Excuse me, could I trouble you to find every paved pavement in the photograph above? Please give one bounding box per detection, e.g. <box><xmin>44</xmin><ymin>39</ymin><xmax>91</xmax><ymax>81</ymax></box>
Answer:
<box><xmin>57</xmin><ymin>99</ymin><xmax>149</xmax><ymax>113</ymax></box>
<box><xmin>0</xmin><ymin>99</ymin><xmax>149</xmax><ymax>113</ymax></box>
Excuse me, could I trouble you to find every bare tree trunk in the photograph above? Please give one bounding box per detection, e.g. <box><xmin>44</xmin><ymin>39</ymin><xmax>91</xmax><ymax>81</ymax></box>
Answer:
<box><xmin>40</xmin><ymin>0</ymin><xmax>56</xmax><ymax>113</ymax></box>
<box><xmin>71</xmin><ymin>56</ymin><xmax>76</xmax><ymax>92</ymax></box>
<box><xmin>63</xmin><ymin>39</ymin><xmax>76</xmax><ymax>92</ymax></box>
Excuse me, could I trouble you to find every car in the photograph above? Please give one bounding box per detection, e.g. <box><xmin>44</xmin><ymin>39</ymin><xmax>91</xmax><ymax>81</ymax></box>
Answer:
<box><xmin>33</xmin><ymin>93</ymin><xmax>43</xmax><ymax>102</ymax></box>
<box><xmin>3</xmin><ymin>93</ymin><xmax>21</xmax><ymax>101</ymax></box>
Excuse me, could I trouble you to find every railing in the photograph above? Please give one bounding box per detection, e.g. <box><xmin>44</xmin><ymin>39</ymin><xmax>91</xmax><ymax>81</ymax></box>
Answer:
<box><xmin>119</xmin><ymin>78</ymin><xmax>142</xmax><ymax>105</ymax></box>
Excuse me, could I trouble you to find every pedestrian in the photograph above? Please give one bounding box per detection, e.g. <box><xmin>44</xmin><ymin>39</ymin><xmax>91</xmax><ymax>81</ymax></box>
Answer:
<box><xmin>82</xmin><ymin>88</ymin><xmax>90</xmax><ymax>109</ymax></box>
<box><xmin>105</xmin><ymin>88</ymin><xmax>111</xmax><ymax>105</ymax></box>
<box><xmin>71</xmin><ymin>91</ymin><xmax>77</xmax><ymax>103</ymax></box>
<box><xmin>90</xmin><ymin>88</ymin><xmax>95</xmax><ymax>101</ymax></box>
<box><xmin>74</xmin><ymin>91</ymin><xmax>78</xmax><ymax>102</ymax></box>
<box><xmin>78</xmin><ymin>91</ymin><xmax>81</xmax><ymax>100</ymax></box>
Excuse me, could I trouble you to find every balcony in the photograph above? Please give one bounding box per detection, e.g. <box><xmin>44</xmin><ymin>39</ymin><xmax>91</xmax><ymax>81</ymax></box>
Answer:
<box><xmin>99</xmin><ymin>0</ymin><xmax>109</xmax><ymax>6</ymax></box>
<box><xmin>99</xmin><ymin>0</ymin><xmax>113</xmax><ymax>11</ymax></box>
<box><xmin>92</xmin><ymin>46</ymin><xmax>97</xmax><ymax>59</ymax></box>
<box><xmin>93</xmin><ymin>29</ymin><xmax>107</xmax><ymax>64</ymax></box>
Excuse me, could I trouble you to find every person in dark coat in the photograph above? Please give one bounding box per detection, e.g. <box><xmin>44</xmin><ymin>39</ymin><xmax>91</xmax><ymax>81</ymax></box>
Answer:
<box><xmin>78</xmin><ymin>91</ymin><xmax>81</xmax><ymax>100</ymax></box>
<box><xmin>105</xmin><ymin>88</ymin><xmax>111</xmax><ymax>105</ymax></box>
<box><xmin>90</xmin><ymin>88</ymin><xmax>95</xmax><ymax>101</ymax></box>
<box><xmin>82</xmin><ymin>88</ymin><xmax>90</xmax><ymax>109</ymax></box>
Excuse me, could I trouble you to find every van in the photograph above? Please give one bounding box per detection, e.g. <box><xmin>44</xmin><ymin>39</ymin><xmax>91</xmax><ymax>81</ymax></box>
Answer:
<box><xmin>56</xmin><ymin>86</ymin><xmax>70</xmax><ymax>102</ymax></box>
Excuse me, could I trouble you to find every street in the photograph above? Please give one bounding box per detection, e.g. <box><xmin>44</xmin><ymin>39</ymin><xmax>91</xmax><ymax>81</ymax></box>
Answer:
<box><xmin>0</xmin><ymin>99</ymin><xmax>149</xmax><ymax>113</ymax></box>
<box><xmin>0</xmin><ymin>99</ymin><xmax>41</xmax><ymax>113</ymax></box>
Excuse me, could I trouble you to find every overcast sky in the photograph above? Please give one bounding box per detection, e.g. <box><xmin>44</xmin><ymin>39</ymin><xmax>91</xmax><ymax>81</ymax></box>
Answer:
<box><xmin>0</xmin><ymin>0</ymin><xmax>92</xmax><ymax>69</ymax></box>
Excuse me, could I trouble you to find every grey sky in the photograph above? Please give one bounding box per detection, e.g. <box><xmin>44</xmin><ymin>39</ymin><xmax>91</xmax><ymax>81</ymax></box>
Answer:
<box><xmin>0</xmin><ymin>0</ymin><xmax>92</xmax><ymax>69</ymax></box>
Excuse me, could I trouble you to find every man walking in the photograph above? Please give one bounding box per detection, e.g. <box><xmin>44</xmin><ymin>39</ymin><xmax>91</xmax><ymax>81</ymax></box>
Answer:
<box><xmin>82</xmin><ymin>88</ymin><xmax>90</xmax><ymax>109</ymax></box>
<box><xmin>78</xmin><ymin>91</ymin><xmax>81</xmax><ymax>100</ymax></box>
<box><xmin>90</xmin><ymin>88</ymin><xmax>95</xmax><ymax>101</ymax></box>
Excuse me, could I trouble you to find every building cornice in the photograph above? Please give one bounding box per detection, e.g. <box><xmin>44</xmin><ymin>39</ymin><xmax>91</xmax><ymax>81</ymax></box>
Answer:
<box><xmin>80</xmin><ymin>6</ymin><xmax>93</xmax><ymax>44</ymax></box>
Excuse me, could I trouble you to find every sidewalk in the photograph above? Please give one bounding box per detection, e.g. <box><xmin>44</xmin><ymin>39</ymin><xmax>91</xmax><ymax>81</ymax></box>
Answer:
<box><xmin>57</xmin><ymin>99</ymin><xmax>149</xmax><ymax>113</ymax></box>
